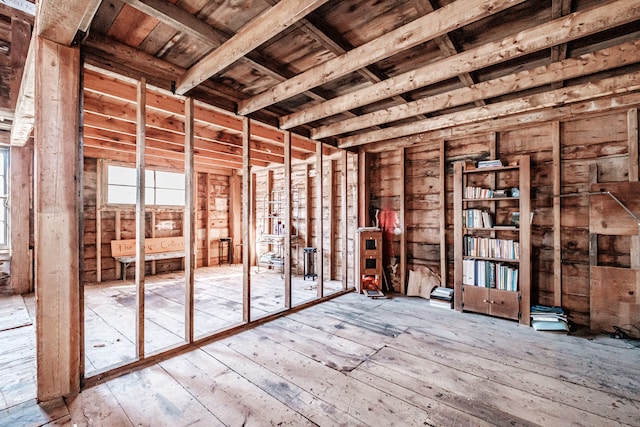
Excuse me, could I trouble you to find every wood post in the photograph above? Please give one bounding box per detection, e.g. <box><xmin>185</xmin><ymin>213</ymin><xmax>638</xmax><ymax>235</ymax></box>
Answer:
<box><xmin>341</xmin><ymin>150</ymin><xmax>348</xmax><ymax>289</ymax></box>
<box><xmin>34</xmin><ymin>36</ymin><xmax>81</xmax><ymax>401</ymax></box>
<box><xmin>205</xmin><ymin>172</ymin><xmax>211</xmax><ymax>266</ymax></box>
<box><xmin>304</xmin><ymin>163</ymin><xmax>312</xmax><ymax>247</ymax></box>
<box><xmin>135</xmin><ymin>78</ymin><xmax>146</xmax><ymax>359</ymax></box>
<box><xmin>9</xmin><ymin>141</ymin><xmax>33</xmax><ymax>293</ymax></box>
<box><xmin>184</xmin><ymin>97</ymin><xmax>195</xmax><ymax>342</ymax></box>
<box><xmin>439</xmin><ymin>140</ymin><xmax>447</xmax><ymax>288</ymax></box>
<box><xmin>327</xmin><ymin>159</ymin><xmax>334</xmax><ymax>280</ymax></box>
<box><xmin>96</xmin><ymin>160</ymin><xmax>103</xmax><ymax>282</ymax></box>
<box><xmin>628</xmin><ymin>108</ymin><xmax>639</xmax><ymax>268</ymax></box>
<box><xmin>552</xmin><ymin>121</ymin><xmax>562</xmax><ymax>306</ymax></box>
<box><xmin>400</xmin><ymin>148</ymin><xmax>407</xmax><ymax>294</ymax></box>
<box><xmin>284</xmin><ymin>131</ymin><xmax>292</xmax><ymax>308</ymax></box>
<box><xmin>357</xmin><ymin>149</ymin><xmax>369</xmax><ymax>227</ymax></box>
<box><xmin>242</xmin><ymin>117</ymin><xmax>252</xmax><ymax>322</ymax></box>
<box><xmin>316</xmin><ymin>141</ymin><xmax>324</xmax><ymax>297</ymax></box>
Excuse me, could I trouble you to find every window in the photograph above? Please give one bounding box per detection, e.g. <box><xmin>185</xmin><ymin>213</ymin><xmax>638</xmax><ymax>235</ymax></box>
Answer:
<box><xmin>107</xmin><ymin>164</ymin><xmax>185</xmax><ymax>206</ymax></box>
<box><xmin>0</xmin><ymin>148</ymin><xmax>7</xmax><ymax>248</ymax></box>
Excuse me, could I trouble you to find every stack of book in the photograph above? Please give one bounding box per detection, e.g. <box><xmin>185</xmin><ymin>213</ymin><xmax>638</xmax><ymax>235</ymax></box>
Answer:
<box><xmin>530</xmin><ymin>305</ymin><xmax>569</xmax><ymax>332</ymax></box>
<box><xmin>430</xmin><ymin>287</ymin><xmax>454</xmax><ymax>309</ymax></box>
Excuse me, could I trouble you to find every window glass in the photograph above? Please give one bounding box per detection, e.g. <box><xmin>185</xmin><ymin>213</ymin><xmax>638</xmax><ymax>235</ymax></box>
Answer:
<box><xmin>107</xmin><ymin>164</ymin><xmax>185</xmax><ymax>206</ymax></box>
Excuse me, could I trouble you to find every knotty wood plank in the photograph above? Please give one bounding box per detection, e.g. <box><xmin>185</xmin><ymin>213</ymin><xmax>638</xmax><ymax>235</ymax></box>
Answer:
<box><xmin>106</xmin><ymin>364</ymin><xmax>224</xmax><ymax>425</ymax></box>
<box><xmin>161</xmin><ymin>348</ymin><xmax>315</xmax><ymax>426</ymax></box>
<box><xmin>387</xmin><ymin>329</ymin><xmax>640</xmax><ymax>425</ymax></box>
<box><xmin>203</xmin><ymin>340</ymin><xmax>366</xmax><ymax>426</ymax></box>
<box><xmin>214</xmin><ymin>328</ymin><xmax>451</xmax><ymax>426</ymax></box>
<box><xmin>64</xmin><ymin>382</ymin><xmax>132</xmax><ymax>426</ymax></box>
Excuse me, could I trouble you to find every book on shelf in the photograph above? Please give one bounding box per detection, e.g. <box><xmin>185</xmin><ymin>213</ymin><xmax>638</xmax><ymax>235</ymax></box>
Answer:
<box><xmin>463</xmin><ymin>236</ymin><xmax>520</xmax><ymax>260</ymax></box>
<box><xmin>462</xmin><ymin>209</ymin><xmax>493</xmax><ymax>228</ymax></box>
<box><xmin>462</xmin><ymin>259</ymin><xmax>518</xmax><ymax>290</ymax></box>
<box><xmin>477</xmin><ymin>159</ymin><xmax>503</xmax><ymax>168</ymax></box>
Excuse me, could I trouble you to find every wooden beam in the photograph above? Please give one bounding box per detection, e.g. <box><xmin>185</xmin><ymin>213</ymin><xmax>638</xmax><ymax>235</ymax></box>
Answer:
<box><xmin>364</xmin><ymin>91</ymin><xmax>640</xmax><ymax>154</ymax></box>
<box><xmin>242</xmin><ymin>117</ymin><xmax>252</xmax><ymax>323</ymax></box>
<box><xmin>135</xmin><ymin>78</ymin><xmax>146</xmax><ymax>359</ymax></box>
<box><xmin>35</xmin><ymin>36</ymin><xmax>81</xmax><ymax>401</ymax></box>
<box><xmin>341</xmin><ymin>150</ymin><xmax>348</xmax><ymax>290</ymax></box>
<box><xmin>240</xmin><ymin>0</ymin><xmax>525</xmax><ymax>116</ymax></box>
<box><xmin>327</xmin><ymin>159</ymin><xmax>334</xmax><ymax>281</ymax></box>
<box><xmin>552</xmin><ymin>121</ymin><xmax>562</xmax><ymax>307</ymax></box>
<box><xmin>439</xmin><ymin>140</ymin><xmax>447</xmax><ymax>289</ymax></box>
<box><xmin>37</xmin><ymin>0</ymin><xmax>101</xmax><ymax>46</ymax></box>
<box><xmin>176</xmin><ymin>0</ymin><xmax>331</xmax><ymax>95</ymax></box>
<box><xmin>312</xmin><ymin>40</ymin><xmax>640</xmax><ymax>139</ymax></box>
<box><xmin>184</xmin><ymin>97</ymin><xmax>195</xmax><ymax>342</ymax></box>
<box><xmin>339</xmin><ymin>71</ymin><xmax>640</xmax><ymax>148</ymax></box>
<box><xmin>629</xmin><ymin>108</ymin><xmax>640</xmax><ymax>269</ymax></box>
<box><xmin>284</xmin><ymin>131</ymin><xmax>292</xmax><ymax>308</ymax></box>
<box><xmin>10</xmin><ymin>35</ymin><xmax>34</xmax><ymax>146</ymax></box>
<box><xmin>549</xmin><ymin>0</ymin><xmax>572</xmax><ymax>90</ymax></box>
<box><xmin>290</xmin><ymin>0</ymin><xmax>640</xmax><ymax>130</ymax></box>
<box><xmin>400</xmin><ymin>148</ymin><xmax>407</xmax><ymax>294</ymax></box>
<box><xmin>316</xmin><ymin>140</ymin><xmax>323</xmax><ymax>297</ymax></box>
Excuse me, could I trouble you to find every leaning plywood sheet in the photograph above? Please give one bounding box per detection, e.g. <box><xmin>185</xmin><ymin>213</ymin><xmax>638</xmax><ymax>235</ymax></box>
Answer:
<box><xmin>589</xmin><ymin>182</ymin><xmax>640</xmax><ymax>236</ymax></box>
<box><xmin>590</xmin><ymin>266</ymin><xmax>640</xmax><ymax>338</ymax></box>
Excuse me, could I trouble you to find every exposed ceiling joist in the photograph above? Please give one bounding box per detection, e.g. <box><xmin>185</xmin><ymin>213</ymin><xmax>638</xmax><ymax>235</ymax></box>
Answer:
<box><xmin>282</xmin><ymin>0</ymin><xmax>640</xmax><ymax>130</ymax></box>
<box><xmin>312</xmin><ymin>40</ymin><xmax>640</xmax><ymax>139</ymax></box>
<box><xmin>175</xmin><ymin>0</ymin><xmax>332</xmax><ymax>95</ymax></box>
<box><xmin>239</xmin><ymin>0</ymin><xmax>526</xmax><ymax>117</ymax></box>
<box><xmin>37</xmin><ymin>0</ymin><xmax>101</xmax><ymax>45</ymax></box>
<box><xmin>339</xmin><ymin>71</ymin><xmax>640</xmax><ymax>148</ymax></box>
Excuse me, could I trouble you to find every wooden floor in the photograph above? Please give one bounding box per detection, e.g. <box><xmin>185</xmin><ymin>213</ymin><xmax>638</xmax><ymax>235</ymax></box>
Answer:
<box><xmin>84</xmin><ymin>265</ymin><xmax>345</xmax><ymax>374</ymax></box>
<box><xmin>2</xmin><ymin>291</ymin><xmax>639</xmax><ymax>426</ymax></box>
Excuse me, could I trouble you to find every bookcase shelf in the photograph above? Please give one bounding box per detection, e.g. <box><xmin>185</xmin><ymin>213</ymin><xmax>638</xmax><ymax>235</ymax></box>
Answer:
<box><xmin>454</xmin><ymin>155</ymin><xmax>531</xmax><ymax>325</ymax></box>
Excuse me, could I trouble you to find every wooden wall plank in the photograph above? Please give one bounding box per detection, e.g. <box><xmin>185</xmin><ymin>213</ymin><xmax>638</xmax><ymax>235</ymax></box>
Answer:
<box><xmin>229</xmin><ymin>170</ymin><xmax>242</xmax><ymax>263</ymax></box>
<box><xmin>35</xmin><ymin>36</ymin><xmax>81</xmax><ymax>401</ymax></box>
<box><xmin>326</xmin><ymin>159</ymin><xmax>334</xmax><ymax>280</ymax></box>
<box><xmin>628</xmin><ymin>108</ymin><xmax>640</xmax><ymax>269</ymax></box>
<box><xmin>341</xmin><ymin>150</ymin><xmax>348</xmax><ymax>289</ymax></box>
<box><xmin>9</xmin><ymin>141</ymin><xmax>33</xmax><ymax>293</ymax></box>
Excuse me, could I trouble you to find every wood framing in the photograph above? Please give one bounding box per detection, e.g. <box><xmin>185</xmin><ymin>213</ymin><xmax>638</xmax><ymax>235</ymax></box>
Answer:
<box><xmin>438</xmin><ymin>141</ymin><xmax>447</xmax><ymax>290</ymax></box>
<box><xmin>341</xmin><ymin>150</ymin><xmax>348</xmax><ymax>289</ymax></box>
<box><xmin>184</xmin><ymin>97</ymin><xmax>195</xmax><ymax>342</ymax></box>
<box><xmin>135</xmin><ymin>78</ymin><xmax>146</xmax><ymax>359</ymax></box>
<box><xmin>316</xmin><ymin>140</ymin><xmax>323</xmax><ymax>297</ymax></box>
<box><xmin>34</xmin><ymin>36</ymin><xmax>81</xmax><ymax>401</ymax></box>
<box><xmin>176</xmin><ymin>0</ymin><xmax>331</xmax><ymax>95</ymax></box>
<box><xmin>552</xmin><ymin>121</ymin><xmax>562</xmax><ymax>307</ymax></box>
<box><xmin>284</xmin><ymin>131</ymin><xmax>292</xmax><ymax>308</ymax></box>
<box><xmin>243</xmin><ymin>0</ymin><xmax>524</xmax><ymax>116</ymax></box>
<box><xmin>242</xmin><ymin>117</ymin><xmax>252</xmax><ymax>323</ymax></box>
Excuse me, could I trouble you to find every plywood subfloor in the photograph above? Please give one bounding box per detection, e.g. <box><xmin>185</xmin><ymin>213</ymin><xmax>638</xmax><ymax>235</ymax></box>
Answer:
<box><xmin>3</xmin><ymin>292</ymin><xmax>638</xmax><ymax>426</ymax></box>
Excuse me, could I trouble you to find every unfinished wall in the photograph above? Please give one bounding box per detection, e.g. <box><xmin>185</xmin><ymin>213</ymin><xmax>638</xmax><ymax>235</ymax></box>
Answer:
<box><xmin>83</xmin><ymin>158</ymin><xmax>232</xmax><ymax>283</ymax></box>
<box><xmin>368</xmin><ymin>105</ymin><xmax>638</xmax><ymax>326</ymax></box>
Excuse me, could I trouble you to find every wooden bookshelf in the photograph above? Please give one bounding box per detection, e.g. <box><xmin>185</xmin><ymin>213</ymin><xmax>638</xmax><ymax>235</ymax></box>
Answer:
<box><xmin>454</xmin><ymin>155</ymin><xmax>531</xmax><ymax>325</ymax></box>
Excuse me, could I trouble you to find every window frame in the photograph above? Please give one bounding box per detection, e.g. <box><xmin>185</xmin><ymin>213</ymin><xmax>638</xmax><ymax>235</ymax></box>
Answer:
<box><xmin>104</xmin><ymin>162</ymin><xmax>186</xmax><ymax>209</ymax></box>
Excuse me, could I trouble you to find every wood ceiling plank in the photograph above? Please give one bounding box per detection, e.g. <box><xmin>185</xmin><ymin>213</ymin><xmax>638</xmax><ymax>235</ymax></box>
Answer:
<box><xmin>283</xmin><ymin>0</ymin><xmax>640</xmax><ymax>129</ymax></box>
<box><xmin>175</xmin><ymin>0</ymin><xmax>331</xmax><ymax>95</ymax></box>
<box><xmin>239</xmin><ymin>0</ymin><xmax>525</xmax><ymax>116</ymax></box>
<box><xmin>37</xmin><ymin>0</ymin><xmax>102</xmax><ymax>45</ymax></box>
<box><xmin>312</xmin><ymin>40</ymin><xmax>640</xmax><ymax>139</ymax></box>
<box><xmin>338</xmin><ymin>71</ymin><xmax>640</xmax><ymax>148</ymax></box>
